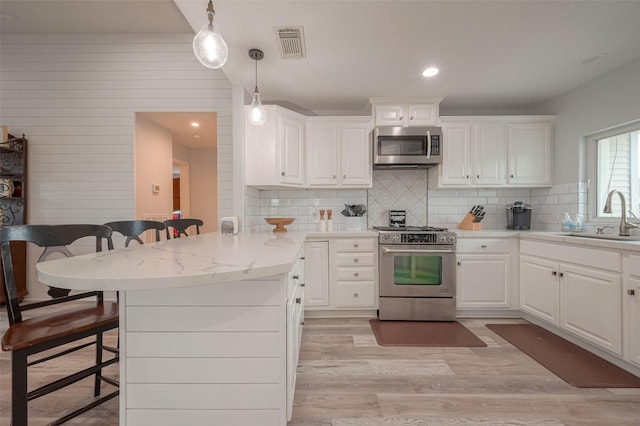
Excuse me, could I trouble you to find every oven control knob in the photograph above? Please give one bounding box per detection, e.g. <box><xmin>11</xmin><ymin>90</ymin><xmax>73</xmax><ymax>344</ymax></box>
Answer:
<box><xmin>391</xmin><ymin>234</ymin><xmax>400</xmax><ymax>243</ymax></box>
<box><xmin>448</xmin><ymin>234</ymin><xmax>456</xmax><ymax>243</ymax></box>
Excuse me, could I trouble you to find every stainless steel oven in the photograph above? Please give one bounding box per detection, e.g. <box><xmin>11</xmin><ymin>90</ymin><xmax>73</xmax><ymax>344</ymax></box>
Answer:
<box><xmin>375</xmin><ymin>227</ymin><xmax>457</xmax><ymax>321</ymax></box>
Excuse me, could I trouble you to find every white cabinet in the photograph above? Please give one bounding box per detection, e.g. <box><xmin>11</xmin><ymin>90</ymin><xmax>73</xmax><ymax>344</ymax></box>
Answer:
<box><xmin>306</xmin><ymin>117</ymin><xmax>372</xmax><ymax>188</ymax></box>
<box><xmin>304</xmin><ymin>241</ymin><xmax>330</xmax><ymax>307</ymax></box>
<box><xmin>519</xmin><ymin>240</ymin><xmax>622</xmax><ymax>355</ymax></box>
<box><xmin>245</xmin><ymin>105</ymin><xmax>305</xmax><ymax>189</ymax></box>
<box><xmin>304</xmin><ymin>236</ymin><xmax>378</xmax><ymax>313</ymax></box>
<box><xmin>434</xmin><ymin>116</ymin><xmax>553</xmax><ymax>188</ymax></box>
<box><xmin>507</xmin><ymin>122</ymin><xmax>552</xmax><ymax>186</ymax></box>
<box><xmin>370</xmin><ymin>98</ymin><xmax>442</xmax><ymax>127</ymax></box>
<box><xmin>520</xmin><ymin>255</ymin><xmax>560</xmax><ymax>324</ymax></box>
<box><xmin>331</xmin><ymin>238</ymin><xmax>377</xmax><ymax>308</ymax></box>
<box><xmin>286</xmin><ymin>253</ymin><xmax>305</xmax><ymax>420</ymax></box>
<box><xmin>456</xmin><ymin>238</ymin><xmax>513</xmax><ymax>309</ymax></box>
<box><xmin>624</xmin><ymin>254</ymin><xmax>640</xmax><ymax>367</ymax></box>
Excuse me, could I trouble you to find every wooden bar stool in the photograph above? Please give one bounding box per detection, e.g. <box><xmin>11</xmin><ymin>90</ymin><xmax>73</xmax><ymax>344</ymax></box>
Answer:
<box><xmin>1</xmin><ymin>224</ymin><xmax>119</xmax><ymax>426</ymax></box>
<box><xmin>163</xmin><ymin>218</ymin><xmax>203</xmax><ymax>239</ymax></box>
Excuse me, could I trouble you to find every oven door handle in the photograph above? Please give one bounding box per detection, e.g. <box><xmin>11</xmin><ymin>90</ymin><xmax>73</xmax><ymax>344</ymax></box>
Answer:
<box><xmin>382</xmin><ymin>247</ymin><xmax>454</xmax><ymax>254</ymax></box>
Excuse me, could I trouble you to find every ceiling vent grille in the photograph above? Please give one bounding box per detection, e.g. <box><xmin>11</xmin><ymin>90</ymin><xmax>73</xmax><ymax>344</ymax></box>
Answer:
<box><xmin>274</xmin><ymin>26</ymin><xmax>306</xmax><ymax>59</ymax></box>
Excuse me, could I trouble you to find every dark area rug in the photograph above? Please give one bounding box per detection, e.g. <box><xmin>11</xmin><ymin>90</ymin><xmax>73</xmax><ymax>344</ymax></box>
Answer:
<box><xmin>369</xmin><ymin>319</ymin><xmax>487</xmax><ymax>347</ymax></box>
<box><xmin>486</xmin><ymin>323</ymin><xmax>640</xmax><ymax>388</ymax></box>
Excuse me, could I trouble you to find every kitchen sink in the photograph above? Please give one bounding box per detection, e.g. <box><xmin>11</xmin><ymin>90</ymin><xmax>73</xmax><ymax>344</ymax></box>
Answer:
<box><xmin>562</xmin><ymin>232</ymin><xmax>640</xmax><ymax>242</ymax></box>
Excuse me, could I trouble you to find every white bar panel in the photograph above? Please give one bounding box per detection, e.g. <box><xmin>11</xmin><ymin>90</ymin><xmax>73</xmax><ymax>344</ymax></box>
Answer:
<box><xmin>126</xmin><ymin>332</ymin><xmax>282</xmax><ymax>358</ymax></box>
<box><xmin>125</xmin><ymin>306</ymin><xmax>283</xmax><ymax>332</ymax></box>
<box><xmin>126</xmin><ymin>383</ymin><xmax>283</xmax><ymax>410</ymax></box>
<box><xmin>127</xmin><ymin>409</ymin><xmax>282</xmax><ymax>426</ymax></box>
<box><xmin>126</xmin><ymin>358</ymin><xmax>282</xmax><ymax>384</ymax></box>
<box><xmin>126</xmin><ymin>279</ymin><xmax>282</xmax><ymax>306</ymax></box>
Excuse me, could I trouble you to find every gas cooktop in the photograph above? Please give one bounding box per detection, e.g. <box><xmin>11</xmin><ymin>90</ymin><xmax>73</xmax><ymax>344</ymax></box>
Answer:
<box><xmin>372</xmin><ymin>226</ymin><xmax>449</xmax><ymax>232</ymax></box>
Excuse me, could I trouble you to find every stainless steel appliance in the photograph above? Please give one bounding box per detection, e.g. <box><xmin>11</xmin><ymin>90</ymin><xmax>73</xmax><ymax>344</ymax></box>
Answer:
<box><xmin>374</xmin><ymin>226</ymin><xmax>457</xmax><ymax>321</ymax></box>
<box><xmin>505</xmin><ymin>201</ymin><xmax>532</xmax><ymax>230</ymax></box>
<box><xmin>373</xmin><ymin>126</ymin><xmax>443</xmax><ymax>168</ymax></box>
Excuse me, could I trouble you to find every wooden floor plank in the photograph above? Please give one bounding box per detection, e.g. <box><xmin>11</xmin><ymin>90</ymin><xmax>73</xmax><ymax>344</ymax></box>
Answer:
<box><xmin>2</xmin><ymin>312</ymin><xmax>640</xmax><ymax>425</ymax></box>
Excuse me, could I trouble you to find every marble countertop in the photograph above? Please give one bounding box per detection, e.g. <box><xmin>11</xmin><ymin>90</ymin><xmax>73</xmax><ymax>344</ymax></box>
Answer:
<box><xmin>519</xmin><ymin>231</ymin><xmax>640</xmax><ymax>252</ymax></box>
<box><xmin>36</xmin><ymin>231</ymin><xmax>307</xmax><ymax>292</ymax></box>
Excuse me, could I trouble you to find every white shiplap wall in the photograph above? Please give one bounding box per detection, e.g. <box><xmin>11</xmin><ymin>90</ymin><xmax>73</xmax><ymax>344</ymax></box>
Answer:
<box><xmin>0</xmin><ymin>33</ymin><xmax>233</xmax><ymax>299</ymax></box>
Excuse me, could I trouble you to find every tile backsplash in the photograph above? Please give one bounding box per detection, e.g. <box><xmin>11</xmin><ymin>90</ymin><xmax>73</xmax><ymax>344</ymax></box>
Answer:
<box><xmin>245</xmin><ymin>187</ymin><xmax>367</xmax><ymax>233</ymax></box>
<box><xmin>245</xmin><ymin>177</ymin><xmax>589</xmax><ymax>233</ymax></box>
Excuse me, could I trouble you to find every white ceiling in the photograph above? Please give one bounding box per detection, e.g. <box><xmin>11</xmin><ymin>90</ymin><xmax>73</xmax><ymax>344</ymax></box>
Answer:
<box><xmin>3</xmin><ymin>0</ymin><xmax>640</xmax><ymax>119</ymax></box>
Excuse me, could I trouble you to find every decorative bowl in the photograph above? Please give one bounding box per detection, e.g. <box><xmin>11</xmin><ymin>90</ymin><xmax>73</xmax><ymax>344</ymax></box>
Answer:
<box><xmin>265</xmin><ymin>217</ymin><xmax>295</xmax><ymax>233</ymax></box>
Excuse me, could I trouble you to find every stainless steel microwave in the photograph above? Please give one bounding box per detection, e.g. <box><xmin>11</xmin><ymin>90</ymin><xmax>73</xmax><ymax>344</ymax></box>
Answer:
<box><xmin>373</xmin><ymin>126</ymin><xmax>443</xmax><ymax>168</ymax></box>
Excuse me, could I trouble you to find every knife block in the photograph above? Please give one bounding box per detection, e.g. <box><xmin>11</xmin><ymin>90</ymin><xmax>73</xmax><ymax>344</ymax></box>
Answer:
<box><xmin>458</xmin><ymin>213</ymin><xmax>482</xmax><ymax>230</ymax></box>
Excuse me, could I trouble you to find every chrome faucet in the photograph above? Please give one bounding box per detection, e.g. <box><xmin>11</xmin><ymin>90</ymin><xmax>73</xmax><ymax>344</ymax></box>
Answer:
<box><xmin>603</xmin><ymin>190</ymin><xmax>639</xmax><ymax>236</ymax></box>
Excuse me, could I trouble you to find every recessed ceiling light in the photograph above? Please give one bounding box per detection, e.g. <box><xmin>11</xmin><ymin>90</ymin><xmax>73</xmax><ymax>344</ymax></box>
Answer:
<box><xmin>581</xmin><ymin>53</ymin><xmax>607</xmax><ymax>65</ymax></box>
<box><xmin>191</xmin><ymin>122</ymin><xmax>200</xmax><ymax>127</ymax></box>
<box><xmin>422</xmin><ymin>67</ymin><xmax>439</xmax><ymax>78</ymax></box>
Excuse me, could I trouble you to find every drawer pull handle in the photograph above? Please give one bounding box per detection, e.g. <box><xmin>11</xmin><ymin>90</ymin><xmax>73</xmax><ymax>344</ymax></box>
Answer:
<box><xmin>628</xmin><ymin>289</ymin><xmax>636</xmax><ymax>296</ymax></box>
<box><xmin>354</xmin><ymin>272</ymin><xmax>359</xmax><ymax>277</ymax></box>
<box><xmin>300</xmin><ymin>256</ymin><xmax>305</xmax><ymax>260</ymax></box>
<box><xmin>551</xmin><ymin>271</ymin><xmax>557</xmax><ymax>276</ymax></box>
<box><xmin>295</xmin><ymin>297</ymin><xmax>302</xmax><ymax>304</ymax></box>
<box><xmin>301</xmin><ymin>283</ymin><xmax>305</xmax><ymax>287</ymax></box>
<box><xmin>354</xmin><ymin>244</ymin><xmax>359</xmax><ymax>248</ymax></box>
<box><xmin>353</xmin><ymin>293</ymin><xmax>359</xmax><ymax>297</ymax></box>
<box><xmin>481</xmin><ymin>245</ymin><xmax>487</xmax><ymax>248</ymax></box>
<box><xmin>559</xmin><ymin>272</ymin><xmax>564</xmax><ymax>278</ymax></box>
<box><xmin>301</xmin><ymin>321</ymin><xmax>304</xmax><ymax>325</ymax></box>
<box><xmin>292</xmin><ymin>275</ymin><xmax>299</xmax><ymax>280</ymax></box>
<box><xmin>354</xmin><ymin>258</ymin><xmax>359</xmax><ymax>263</ymax></box>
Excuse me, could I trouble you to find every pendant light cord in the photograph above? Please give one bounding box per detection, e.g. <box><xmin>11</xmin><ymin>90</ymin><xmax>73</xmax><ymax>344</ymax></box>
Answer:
<box><xmin>254</xmin><ymin>56</ymin><xmax>259</xmax><ymax>93</ymax></box>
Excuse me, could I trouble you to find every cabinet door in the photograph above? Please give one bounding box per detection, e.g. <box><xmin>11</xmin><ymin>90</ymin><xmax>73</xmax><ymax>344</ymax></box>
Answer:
<box><xmin>374</xmin><ymin>104</ymin><xmax>404</xmax><ymax>126</ymax></box>
<box><xmin>307</xmin><ymin>123</ymin><xmax>339</xmax><ymax>186</ymax></box>
<box><xmin>407</xmin><ymin>104</ymin><xmax>437</xmax><ymax>126</ymax></box>
<box><xmin>339</xmin><ymin>122</ymin><xmax>371</xmax><ymax>186</ymax></box>
<box><xmin>440</xmin><ymin>122</ymin><xmax>472</xmax><ymax>185</ymax></box>
<box><xmin>280</xmin><ymin>115</ymin><xmax>305</xmax><ymax>185</ymax></box>
<box><xmin>519</xmin><ymin>255</ymin><xmax>560</xmax><ymax>325</ymax></box>
<box><xmin>507</xmin><ymin>122</ymin><xmax>552</xmax><ymax>186</ymax></box>
<box><xmin>627</xmin><ymin>275</ymin><xmax>640</xmax><ymax>366</ymax></box>
<box><xmin>560</xmin><ymin>264</ymin><xmax>622</xmax><ymax>355</ymax></box>
<box><xmin>304</xmin><ymin>241</ymin><xmax>330</xmax><ymax>306</ymax></box>
<box><xmin>457</xmin><ymin>254</ymin><xmax>510</xmax><ymax>308</ymax></box>
<box><xmin>473</xmin><ymin>122</ymin><xmax>506</xmax><ymax>185</ymax></box>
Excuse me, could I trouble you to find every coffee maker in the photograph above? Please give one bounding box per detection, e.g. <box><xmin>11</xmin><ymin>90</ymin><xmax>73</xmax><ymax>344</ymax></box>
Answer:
<box><xmin>505</xmin><ymin>201</ymin><xmax>532</xmax><ymax>230</ymax></box>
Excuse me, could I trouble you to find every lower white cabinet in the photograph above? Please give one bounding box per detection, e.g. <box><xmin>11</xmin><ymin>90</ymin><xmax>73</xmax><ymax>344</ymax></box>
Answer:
<box><xmin>304</xmin><ymin>236</ymin><xmax>378</xmax><ymax>313</ymax></box>
<box><xmin>625</xmin><ymin>254</ymin><xmax>640</xmax><ymax>367</ymax></box>
<box><xmin>304</xmin><ymin>241</ymin><xmax>330</xmax><ymax>307</ymax></box>
<box><xmin>456</xmin><ymin>238</ymin><xmax>514</xmax><ymax>310</ymax></box>
<box><xmin>519</xmin><ymin>240</ymin><xmax>622</xmax><ymax>355</ymax></box>
<box><xmin>286</xmin><ymin>256</ymin><xmax>305</xmax><ymax>420</ymax></box>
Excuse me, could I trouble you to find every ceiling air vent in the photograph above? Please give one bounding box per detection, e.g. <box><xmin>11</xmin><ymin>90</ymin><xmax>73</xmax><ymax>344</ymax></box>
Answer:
<box><xmin>274</xmin><ymin>26</ymin><xmax>306</xmax><ymax>59</ymax></box>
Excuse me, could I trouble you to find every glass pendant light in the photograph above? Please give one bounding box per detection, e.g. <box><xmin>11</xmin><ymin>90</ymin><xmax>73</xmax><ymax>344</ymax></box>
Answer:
<box><xmin>248</xmin><ymin>48</ymin><xmax>266</xmax><ymax>126</ymax></box>
<box><xmin>192</xmin><ymin>0</ymin><xmax>228</xmax><ymax>69</ymax></box>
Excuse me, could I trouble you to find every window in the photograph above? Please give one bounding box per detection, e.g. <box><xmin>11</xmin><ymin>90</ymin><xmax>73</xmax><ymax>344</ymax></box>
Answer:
<box><xmin>588</xmin><ymin>121</ymin><xmax>640</xmax><ymax>221</ymax></box>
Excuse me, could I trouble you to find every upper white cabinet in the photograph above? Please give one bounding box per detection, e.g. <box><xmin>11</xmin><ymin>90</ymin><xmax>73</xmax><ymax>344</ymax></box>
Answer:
<box><xmin>434</xmin><ymin>116</ymin><xmax>554</xmax><ymax>188</ymax></box>
<box><xmin>507</xmin><ymin>122</ymin><xmax>552</xmax><ymax>185</ymax></box>
<box><xmin>245</xmin><ymin>105</ymin><xmax>305</xmax><ymax>189</ymax></box>
<box><xmin>370</xmin><ymin>98</ymin><xmax>442</xmax><ymax>127</ymax></box>
<box><xmin>306</xmin><ymin>117</ymin><xmax>372</xmax><ymax>188</ymax></box>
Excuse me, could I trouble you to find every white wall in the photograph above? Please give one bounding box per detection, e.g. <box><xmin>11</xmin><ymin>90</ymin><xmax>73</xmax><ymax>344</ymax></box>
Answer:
<box><xmin>188</xmin><ymin>147</ymin><xmax>218</xmax><ymax>233</ymax></box>
<box><xmin>0</xmin><ymin>33</ymin><xmax>233</xmax><ymax>299</ymax></box>
<box><xmin>532</xmin><ymin>57</ymin><xmax>640</xmax><ymax>184</ymax></box>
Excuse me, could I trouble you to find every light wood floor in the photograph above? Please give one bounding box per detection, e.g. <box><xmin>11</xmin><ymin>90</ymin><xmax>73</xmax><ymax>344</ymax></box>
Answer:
<box><xmin>2</xmin><ymin>314</ymin><xmax>640</xmax><ymax>425</ymax></box>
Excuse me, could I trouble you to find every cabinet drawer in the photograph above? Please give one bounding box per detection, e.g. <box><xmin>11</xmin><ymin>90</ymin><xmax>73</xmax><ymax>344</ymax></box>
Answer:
<box><xmin>334</xmin><ymin>238</ymin><xmax>376</xmax><ymax>252</ymax></box>
<box><xmin>335</xmin><ymin>252</ymin><xmax>375</xmax><ymax>267</ymax></box>
<box><xmin>457</xmin><ymin>238</ymin><xmax>510</xmax><ymax>253</ymax></box>
<box><xmin>629</xmin><ymin>255</ymin><xmax>640</xmax><ymax>277</ymax></box>
<box><xmin>335</xmin><ymin>266</ymin><xmax>376</xmax><ymax>281</ymax></box>
<box><xmin>333</xmin><ymin>282</ymin><xmax>376</xmax><ymax>308</ymax></box>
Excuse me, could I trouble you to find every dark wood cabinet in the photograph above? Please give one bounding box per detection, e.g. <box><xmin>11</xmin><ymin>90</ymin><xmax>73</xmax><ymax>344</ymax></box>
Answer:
<box><xmin>1</xmin><ymin>133</ymin><xmax>28</xmax><ymax>303</ymax></box>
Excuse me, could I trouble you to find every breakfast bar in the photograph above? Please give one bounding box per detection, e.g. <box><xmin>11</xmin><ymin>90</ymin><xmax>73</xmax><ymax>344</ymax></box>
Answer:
<box><xmin>36</xmin><ymin>231</ymin><xmax>307</xmax><ymax>426</ymax></box>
